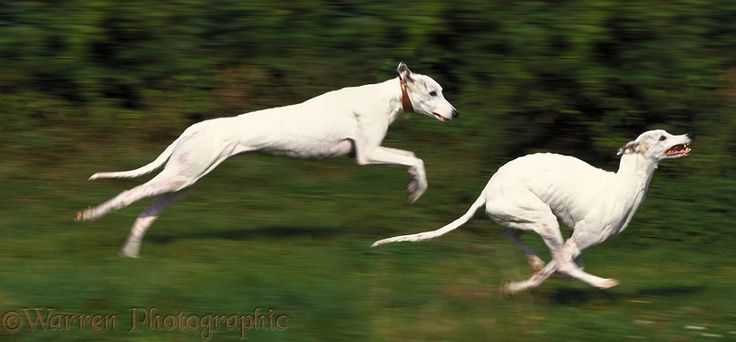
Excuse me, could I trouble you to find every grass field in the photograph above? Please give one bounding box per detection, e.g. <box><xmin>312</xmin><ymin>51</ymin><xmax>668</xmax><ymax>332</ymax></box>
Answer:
<box><xmin>1</xmin><ymin>143</ymin><xmax>735</xmax><ymax>341</ymax></box>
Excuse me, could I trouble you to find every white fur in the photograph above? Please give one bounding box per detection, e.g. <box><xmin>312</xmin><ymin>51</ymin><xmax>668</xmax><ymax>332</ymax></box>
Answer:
<box><xmin>76</xmin><ymin>63</ymin><xmax>459</xmax><ymax>257</ymax></box>
<box><xmin>373</xmin><ymin>129</ymin><xmax>692</xmax><ymax>293</ymax></box>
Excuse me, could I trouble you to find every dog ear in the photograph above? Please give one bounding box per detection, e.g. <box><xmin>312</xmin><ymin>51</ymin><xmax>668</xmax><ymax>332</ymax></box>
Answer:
<box><xmin>397</xmin><ymin>62</ymin><xmax>414</xmax><ymax>83</ymax></box>
<box><xmin>617</xmin><ymin>141</ymin><xmax>639</xmax><ymax>156</ymax></box>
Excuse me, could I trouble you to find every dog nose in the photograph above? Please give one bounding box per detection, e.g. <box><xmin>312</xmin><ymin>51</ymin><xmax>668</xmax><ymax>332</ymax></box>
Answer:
<box><xmin>452</xmin><ymin>109</ymin><xmax>460</xmax><ymax>118</ymax></box>
<box><xmin>686</xmin><ymin>132</ymin><xmax>694</xmax><ymax>139</ymax></box>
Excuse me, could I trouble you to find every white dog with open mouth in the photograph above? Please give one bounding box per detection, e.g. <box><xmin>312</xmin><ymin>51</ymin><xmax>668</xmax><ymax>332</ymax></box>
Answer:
<box><xmin>76</xmin><ymin>62</ymin><xmax>459</xmax><ymax>257</ymax></box>
<box><xmin>373</xmin><ymin>130</ymin><xmax>692</xmax><ymax>293</ymax></box>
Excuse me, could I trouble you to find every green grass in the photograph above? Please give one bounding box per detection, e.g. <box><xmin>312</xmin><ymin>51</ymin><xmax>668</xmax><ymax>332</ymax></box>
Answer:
<box><xmin>1</xmin><ymin>151</ymin><xmax>735</xmax><ymax>341</ymax></box>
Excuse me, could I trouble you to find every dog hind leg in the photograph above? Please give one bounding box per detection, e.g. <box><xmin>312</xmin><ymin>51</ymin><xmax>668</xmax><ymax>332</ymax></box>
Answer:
<box><xmin>485</xmin><ymin>189</ymin><xmax>566</xmax><ymax>292</ymax></box>
<box><xmin>75</xmin><ymin>172</ymin><xmax>192</xmax><ymax>222</ymax></box>
<box><xmin>76</xmin><ymin>132</ymin><xmax>235</xmax><ymax>223</ymax></box>
<box><xmin>503</xmin><ymin>229</ymin><xmax>545</xmax><ymax>272</ymax></box>
<box><xmin>120</xmin><ymin>190</ymin><xmax>188</xmax><ymax>258</ymax></box>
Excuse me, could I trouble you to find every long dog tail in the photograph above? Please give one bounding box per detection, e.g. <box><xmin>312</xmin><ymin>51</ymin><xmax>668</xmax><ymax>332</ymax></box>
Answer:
<box><xmin>88</xmin><ymin>137</ymin><xmax>180</xmax><ymax>180</ymax></box>
<box><xmin>371</xmin><ymin>192</ymin><xmax>486</xmax><ymax>247</ymax></box>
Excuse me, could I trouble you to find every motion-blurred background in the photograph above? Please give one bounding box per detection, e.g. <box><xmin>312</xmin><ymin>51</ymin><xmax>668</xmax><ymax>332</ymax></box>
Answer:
<box><xmin>1</xmin><ymin>1</ymin><xmax>734</xmax><ymax>341</ymax></box>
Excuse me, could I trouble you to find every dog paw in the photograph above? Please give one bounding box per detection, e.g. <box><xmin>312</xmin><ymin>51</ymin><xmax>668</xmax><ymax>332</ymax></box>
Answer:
<box><xmin>528</xmin><ymin>256</ymin><xmax>545</xmax><ymax>272</ymax></box>
<box><xmin>120</xmin><ymin>246</ymin><xmax>141</xmax><ymax>258</ymax></box>
<box><xmin>75</xmin><ymin>207</ymin><xmax>96</xmax><ymax>222</ymax></box>
<box><xmin>503</xmin><ymin>281</ymin><xmax>531</xmax><ymax>295</ymax></box>
<box><xmin>407</xmin><ymin>179</ymin><xmax>418</xmax><ymax>193</ymax></box>
<box><xmin>407</xmin><ymin>178</ymin><xmax>427</xmax><ymax>203</ymax></box>
<box><xmin>408</xmin><ymin>188</ymin><xmax>426</xmax><ymax>203</ymax></box>
<box><xmin>119</xmin><ymin>252</ymin><xmax>141</xmax><ymax>259</ymax></box>
<box><xmin>597</xmin><ymin>278</ymin><xmax>619</xmax><ymax>289</ymax></box>
<box><xmin>75</xmin><ymin>208</ymin><xmax>89</xmax><ymax>222</ymax></box>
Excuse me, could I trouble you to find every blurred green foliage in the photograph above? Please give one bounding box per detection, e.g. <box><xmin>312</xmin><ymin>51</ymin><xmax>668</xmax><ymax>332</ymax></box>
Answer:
<box><xmin>1</xmin><ymin>1</ymin><xmax>735</xmax><ymax>239</ymax></box>
<box><xmin>1</xmin><ymin>3</ymin><xmax>735</xmax><ymax>340</ymax></box>
<box><xmin>2</xmin><ymin>1</ymin><xmax>735</xmax><ymax>168</ymax></box>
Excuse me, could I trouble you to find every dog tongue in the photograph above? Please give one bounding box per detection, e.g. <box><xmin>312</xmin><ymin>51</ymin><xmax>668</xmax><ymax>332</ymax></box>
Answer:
<box><xmin>666</xmin><ymin>145</ymin><xmax>688</xmax><ymax>156</ymax></box>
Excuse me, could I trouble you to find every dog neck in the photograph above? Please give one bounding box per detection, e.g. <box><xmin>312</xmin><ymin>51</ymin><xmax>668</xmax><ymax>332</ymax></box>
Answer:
<box><xmin>617</xmin><ymin>153</ymin><xmax>657</xmax><ymax>175</ymax></box>
<box><xmin>600</xmin><ymin>153</ymin><xmax>658</xmax><ymax>236</ymax></box>
<box><xmin>399</xmin><ymin>78</ymin><xmax>413</xmax><ymax>113</ymax></box>
<box><xmin>616</xmin><ymin>152</ymin><xmax>658</xmax><ymax>192</ymax></box>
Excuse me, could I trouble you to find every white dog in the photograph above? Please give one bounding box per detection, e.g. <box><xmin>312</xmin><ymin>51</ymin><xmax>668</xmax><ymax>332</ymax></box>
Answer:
<box><xmin>373</xmin><ymin>130</ymin><xmax>692</xmax><ymax>293</ymax></box>
<box><xmin>76</xmin><ymin>62</ymin><xmax>459</xmax><ymax>257</ymax></box>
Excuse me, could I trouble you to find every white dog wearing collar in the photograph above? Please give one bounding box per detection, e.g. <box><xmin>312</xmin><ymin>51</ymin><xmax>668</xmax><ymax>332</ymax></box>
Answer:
<box><xmin>373</xmin><ymin>130</ymin><xmax>692</xmax><ymax>293</ymax></box>
<box><xmin>76</xmin><ymin>62</ymin><xmax>459</xmax><ymax>257</ymax></box>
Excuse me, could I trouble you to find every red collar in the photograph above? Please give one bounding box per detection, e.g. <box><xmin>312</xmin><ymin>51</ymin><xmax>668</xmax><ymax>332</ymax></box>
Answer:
<box><xmin>400</xmin><ymin>78</ymin><xmax>413</xmax><ymax>113</ymax></box>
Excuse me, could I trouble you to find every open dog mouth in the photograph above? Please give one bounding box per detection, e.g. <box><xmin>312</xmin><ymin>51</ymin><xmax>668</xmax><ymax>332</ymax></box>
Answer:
<box><xmin>664</xmin><ymin>143</ymin><xmax>692</xmax><ymax>157</ymax></box>
<box><xmin>432</xmin><ymin>112</ymin><xmax>448</xmax><ymax>122</ymax></box>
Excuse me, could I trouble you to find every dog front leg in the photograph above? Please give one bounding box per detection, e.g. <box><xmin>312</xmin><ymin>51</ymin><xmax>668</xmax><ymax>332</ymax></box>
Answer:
<box><xmin>557</xmin><ymin>240</ymin><xmax>618</xmax><ymax>289</ymax></box>
<box><xmin>356</xmin><ymin>146</ymin><xmax>427</xmax><ymax>202</ymax></box>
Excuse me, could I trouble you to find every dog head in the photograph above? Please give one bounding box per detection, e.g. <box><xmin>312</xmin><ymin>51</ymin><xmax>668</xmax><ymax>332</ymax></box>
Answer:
<box><xmin>397</xmin><ymin>62</ymin><xmax>459</xmax><ymax>122</ymax></box>
<box><xmin>617</xmin><ymin>129</ymin><xmax>693</xmax><ymax>160</ymax></box>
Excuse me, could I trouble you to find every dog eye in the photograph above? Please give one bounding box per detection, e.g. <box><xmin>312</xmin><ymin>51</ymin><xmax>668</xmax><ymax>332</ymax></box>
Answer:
<box><xmin>429</xmin><ymin>91</ymin><xmax>437</xmax><ymax>96</ymax></box>
<box><xmin>659</xmin><ymin>135</ymin><xmax>667</xmax><ymax>141</ymax></box>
